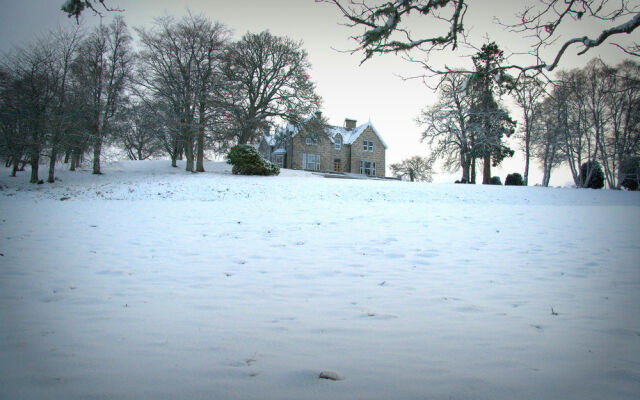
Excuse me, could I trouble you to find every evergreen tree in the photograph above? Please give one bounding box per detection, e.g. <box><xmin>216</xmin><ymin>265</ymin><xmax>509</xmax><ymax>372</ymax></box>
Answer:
<box><xmin>467</xmin><ymin>42</ymin><xmax>515</xmax><ymax>184</ymax></box>
<box><xmin>580</xmin><ymin>161</ymin><xmax>605</xmax><ymax>189</ymax></box>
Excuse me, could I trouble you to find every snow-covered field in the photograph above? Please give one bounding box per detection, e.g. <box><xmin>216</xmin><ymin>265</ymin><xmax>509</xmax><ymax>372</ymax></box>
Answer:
<box><xmin>1</xmin><ymin>160</ymin><xmax>639</xmax><ymax>400</ymax></box>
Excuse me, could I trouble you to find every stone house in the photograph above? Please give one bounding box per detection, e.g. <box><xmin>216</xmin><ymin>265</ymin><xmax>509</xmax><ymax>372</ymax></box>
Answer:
<box><xmin>258</xmin><ymin>113</ymin><xmax>387</xmax><ymax>178</ymax></box>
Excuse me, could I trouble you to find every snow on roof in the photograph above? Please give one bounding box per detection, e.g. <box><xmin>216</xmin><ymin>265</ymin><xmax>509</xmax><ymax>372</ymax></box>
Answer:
<box><xmin>285</xmin><ymin>115</ymin><xmax>388</xmax><ymax>149</ymax></box>
<box><xmin>262</xmin><ymin>133</ymin><xmax>276</xmax><ymax>147</ymax></box>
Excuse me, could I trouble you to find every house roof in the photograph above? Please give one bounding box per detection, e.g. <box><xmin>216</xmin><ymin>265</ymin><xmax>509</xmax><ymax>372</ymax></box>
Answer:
<box><xmin>279</xmin><ymin>115</ymin><xmax>388</xmax><ymax>149</ymax></box>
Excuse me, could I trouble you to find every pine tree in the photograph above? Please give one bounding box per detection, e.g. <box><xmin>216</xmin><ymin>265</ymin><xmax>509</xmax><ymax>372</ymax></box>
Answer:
<box><xmin>467</xmin><ymin>42</ymin><xmax>515</xmax><ymax>184</ymax></box>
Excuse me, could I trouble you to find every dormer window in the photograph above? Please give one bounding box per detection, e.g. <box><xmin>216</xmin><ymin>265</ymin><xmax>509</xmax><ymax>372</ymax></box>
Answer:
<box><xmin>363</xmin><ymin>140</ymin><xmax>374</xmax><ymax>152</ymax></box>
<box><xmin>306</xmin><ymin>136</ymin><xmax>318</xmax><ymax>145</ymax></box>
<box><xmin>335</xmin><ymin>136</ymin><xmax>342</xmax><ymax>150</ymax></box>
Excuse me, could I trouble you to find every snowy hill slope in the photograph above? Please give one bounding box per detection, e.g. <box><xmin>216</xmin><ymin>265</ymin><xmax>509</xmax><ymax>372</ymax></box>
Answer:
<box><xmin>1</xmin><ymin>160</ymin><xmax>639</xmax><ymax>400</ymax></box>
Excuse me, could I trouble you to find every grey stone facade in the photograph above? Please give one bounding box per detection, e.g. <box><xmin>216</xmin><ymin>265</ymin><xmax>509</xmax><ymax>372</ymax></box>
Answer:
<box><xmin>260</xmin><ymin>115</ymin><xmax>387</xmax><ymax>178</ymax></box>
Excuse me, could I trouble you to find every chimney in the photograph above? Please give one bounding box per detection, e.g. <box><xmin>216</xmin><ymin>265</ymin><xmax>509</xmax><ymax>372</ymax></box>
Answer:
<box><xmin>344</xmin><ymin>118</ymin><xmax>357</xmax><ymax>130</ymax></box>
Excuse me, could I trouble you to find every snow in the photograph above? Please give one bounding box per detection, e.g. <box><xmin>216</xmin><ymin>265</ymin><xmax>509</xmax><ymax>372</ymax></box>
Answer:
<box><xmin>1</xmin><ymin>160</ymin><xmax>639</xmax><ymax>400</ymax></box>
<box><xmin>283</xmin><ymin>114</ymin><xmax>387</xmax><ymax>149</ymax></box>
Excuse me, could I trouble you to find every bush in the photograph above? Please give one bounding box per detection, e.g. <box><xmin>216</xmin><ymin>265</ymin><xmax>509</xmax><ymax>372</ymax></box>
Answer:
<box><xmin>579</xmin><ymin>161</ymin><xmax>604</xmax><ymax>189</ymax></box>
<box><xmin>226</xmin><ymin>145</ymin><xmax>280</xmax><ymax>176</ymax></box>
<box><xmin>490</xmin><ymin>176</ymin><xmax>502</xmax><ymax>185</ymax></box>
<box><xmin>505</xmin><ymin>173</ymin><xmax>524</xmax><ymax>186</ymax></box>
<box><xmin>620</xmin><ymin>157</ymin><xmax>639</xmax><ymax>191</ymax></box>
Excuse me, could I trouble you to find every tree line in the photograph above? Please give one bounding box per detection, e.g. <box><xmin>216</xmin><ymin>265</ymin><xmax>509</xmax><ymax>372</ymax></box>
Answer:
<box><xmin>420</xmin><ymin>44</ymin><xmax>640</xmax><ymax>189</ymax></box>
<box><xmin>0</xmin><ymin>14</ymin><xmax>321</xmax><ymax>183</ymax></box>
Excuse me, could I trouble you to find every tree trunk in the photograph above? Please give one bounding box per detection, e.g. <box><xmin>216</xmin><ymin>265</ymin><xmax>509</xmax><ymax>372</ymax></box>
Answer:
<box><xmin>70</xmin><ymin>149</ymin><xmax>79</xmax><ymax>171</ymax></box>
<box><xmin>11</xmin><ymin>157</ymin><xmax>19</xmax><ymax>177</ymax></box>
<box><xmin>29</xmin><ymin>151</ymin><xmax>39</xmax><ymax>183</ymax></box>
<box><xmin>524</xmin><ymin>140</ymin><xmax>530</xmax><ymax>186</ymax></box>
<box><xmin>196</xmin><ymin>128</ymin><xmax>205</xmax><ymax>172</ymax></box>
<box><xmin>196</xmin><ymin>103</ymin><xmax>206</xmax><ymax>172</ymax></box>
<box><xmin>64</xmin><ymin>149</ymin><xmax>70</xmax><ymax>164</ymax></box>
<box><xmin>461</xmin><ymin>153</ymin><xmax>470</xmax><ymax>182</ymax></box>
<box><xmin>184</xmin><ymin>130</ymin><xmax>194</xmax><ymax>172</ymax></box>
<box><xmin>92</xmin><ymin>136</ymin><xmax>102</xmax><ymax>175</ymax></box>
<box><xmin>470</xmin><ymin>156</ymin><xmax>476</xmax><ymax>183</ymax></box>
<box><xmin>482</xmin><ymin>154</ymin><xmax>491</xmax><ymax>184</ymax></box>
<box><xmin>47</xmin><ymin>147</ymin><xmax>57</xmax><ymax>183</ymax></box>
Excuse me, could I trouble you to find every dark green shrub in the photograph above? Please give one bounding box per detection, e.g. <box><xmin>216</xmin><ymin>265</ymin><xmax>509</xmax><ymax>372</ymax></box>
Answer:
<box><xmin>505</xmin><ymin>173</ymin><xmax>524</xmax><ymax>186</ymax></box>
<box><xmin>226</xmin><ymin>145</ymin><xmax>280</xmax><ymax>176</ymax></box>
<box><xmin>490</xmin><ymin>176</ymin><xmax>502</xmax><ymax>185</ymax></box>
<box><xmin>579</xmin><ymin>161</ymin><xmax>604</xmax><ymax>189</ymax></box>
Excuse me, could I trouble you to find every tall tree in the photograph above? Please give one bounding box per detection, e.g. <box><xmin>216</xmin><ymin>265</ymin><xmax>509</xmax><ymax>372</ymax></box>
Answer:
<box><xmin>467</xmin><ymin>43</ymin><xmax>515</xmax><ymax>184</ymax></box>
<box><xmin>599</xmin><ymin>60</ymin><xmax>640</xmax><ymax>188</ymax></box>
<box><xmin>46</xmin><ymin>26</ymin><xmax>83</xmax><ymax>183</ymax></box>
<box><xmin>418</xmin><ymin>72</ymin><xmax>474</xmax><ymax>182</ymax></box>
<box><xmin>219</xmin><ymin>31</ymin><xmax>321</xmax><ymax>145</ymax></box>
<box><xmin>531</xmin><ymin>94</ymin><xmax>565</xmax><ymax>186</ymax></box>
<box><xmin>512</xmin><ymin>74</ymin><xmax>546</xmax><ymax>186</ymax></box>
<box><xmin>74</xmin><ymin>16</ymin><xmax>132</xmax><ymax>175</ymax></box>
<box><xmin>2</xmin><ymin>41</ymin><xmax>58</xmax><ymax>182</ymax></box>
<box><xmin>137</xmin><ymin>14</ymin><xmax>229</xmax><ymax>172</ymax></box>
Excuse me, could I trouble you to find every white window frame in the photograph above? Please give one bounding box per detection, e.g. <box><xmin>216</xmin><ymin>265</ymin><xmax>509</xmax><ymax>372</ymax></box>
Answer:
<box><xmin>363</xmin><ymin>140</ymin><xmax>374</xmax><ymax>152</ymax></box>
<box><xmin>306</xmin><ymin>136</ymin><xmax>318</xmax><ymax>146</ymax></box>
<box><xmin>302</xmin><ymin>153</ymin><xmax>320</xmax><ymax>171</ymax></box>
<box><xmin>335</xmin><ymin>137</ymin><xmax>342</xmax><ymax>150</ymax></box>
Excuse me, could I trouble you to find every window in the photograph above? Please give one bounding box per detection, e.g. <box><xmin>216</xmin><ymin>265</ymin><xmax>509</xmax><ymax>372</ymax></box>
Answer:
<box><xmin>363</xmin><ymin>140</ymin><xmax>374</xmax><ymax>152</ymax></box>
<box><xmin>334</xmin><ymin>159</ymin><xmax>341</xmax><ymax>172</ymax></box>
<box><xmin>359</xmin><ymin>160</ymin><xmax>376</xmax><ymax>176</ymax></box>
<box><xmin>302</xmin><ymin>153</ymin><xmax>320</xmax><ymax>170</ymax></box>
<box><xmin>334</xmin><ymin>136</ymin><xmax>342</xmax><ymax>150</ymax></box>
<box><xmin>306</xmin><ymin>136</ymin><xmax>318</xmax><ymax>146</ymax></box>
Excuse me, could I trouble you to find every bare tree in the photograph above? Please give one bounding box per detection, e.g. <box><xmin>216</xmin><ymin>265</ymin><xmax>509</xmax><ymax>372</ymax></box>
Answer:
<box><xmin>531</xmin><ymin>94</ymin><xmax>565</xmax><ymax>186</ymax></box>
<box><xmin>390</xmin><ymin>156</ymin><xmax>433</xmax><ymax>182</ymax></box>
<box><xmin>218</xmin><ymin>31</ymin><xmax>322</xmax><ymax>145</ymax></box>
<box><xmin>323</xmin><ymin>0</ymin><xmax>640</xmax><ymax>78</ymax></box>
<box><xmin>46</xmin><ymin>26</ymin><xmax>84</xmax><ymax>183</ymax></box>
<box><xmin>599</xmin><ymin>60</ymin><xmax>640</xmax><ymax>188</ymax></box>
<box><xmin>418</xmin><ymin>71</ymin><xmax>474</xmax><ymax>182</ymax></box>
<box><xmin>74</xmin><ymin>16</ymin><xmax>132</xmax><ymax>175</ymax></box>
<box><xmin>117</xmin><ymin>101</ymin><xmax>164</xmax><ymax>160</ymax></box>
<box><xmin>512</xmin><ymin>74</ymin><xmax>547</xmax><ymax>185</ymax></box>
<box><xmin>1</xmin><ymin>41</ymin><xmax>59</xmax><ymax>183</ymax></box>
<box><xmin>137</xmin><ymin>14</ymin><xmax>229</xmax><ymax>172</ymax></box>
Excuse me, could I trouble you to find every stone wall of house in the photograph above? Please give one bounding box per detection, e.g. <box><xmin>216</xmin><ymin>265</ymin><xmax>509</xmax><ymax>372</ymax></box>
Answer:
<box><xmin>287</xmin><ymin>125</ymin><xmax>385</xmax><ymax>175</ymax></box>
<box><xmin>349</xmin><ymin>126</ymin><xmax>386</xmax><ymax>177</ymax></box>
<box><xmin>290</xmin><ymin>130</ymin><xmax>351</xmax><ymax>172</ymax></box>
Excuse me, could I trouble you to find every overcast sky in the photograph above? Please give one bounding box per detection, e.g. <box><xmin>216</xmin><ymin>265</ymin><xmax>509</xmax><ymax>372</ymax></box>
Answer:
<box><xmin>1</xmin><ymin>0</ymin><xmax>636</xmax><ymax>184</ymax></box>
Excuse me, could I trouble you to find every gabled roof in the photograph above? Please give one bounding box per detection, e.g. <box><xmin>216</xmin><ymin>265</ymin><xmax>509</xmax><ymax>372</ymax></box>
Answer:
<box><xmin>280</xmin><ymin>115</ymin><xmax>388</xmax><ymax>149</ymax></box>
